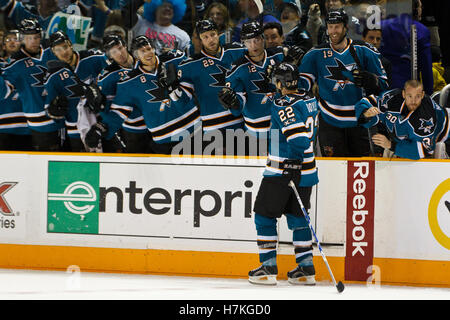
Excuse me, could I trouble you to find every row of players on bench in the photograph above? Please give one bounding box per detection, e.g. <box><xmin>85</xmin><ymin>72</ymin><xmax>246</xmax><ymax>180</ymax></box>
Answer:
<box><xmin>2</xmin><ymin>10</ymin><xmax>446</xmax><ymax>159</ymax></box>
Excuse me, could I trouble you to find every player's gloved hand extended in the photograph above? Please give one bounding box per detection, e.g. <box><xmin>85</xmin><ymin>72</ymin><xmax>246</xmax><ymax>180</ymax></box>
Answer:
<box><xmin>284</xmin><ymin>45</ymin><xmax>305</xmax><ymax>66</ymax></box>
<box><xmin>46</xmin><ymin>95</ymin><xmax>69</xmax><ymax>119</ymax></box>
<box><xmin>352</xmin><ymin>69</ymin><xmax>380</xmax><ymax>95</ymax></box>
<box><xmin>85</xmin><ymin>122</ymin><xmax>108</xmax><ymax>149</ymax></box>
<box><xmin>158</xmin><ymin>63</ymin><xmax>182</xmax><ymax>100</ymax></box>
<box><xmin>265</xmin><ymin>63</ymin><xmax>275</xmax><ymax>80</ymax></box>
<box><xmin>282</xmin><ymin>159</ymin><xmax>302</xmax><ymax>185</ymax></box>
<box><xmin>84</xmin><ymin>83</ymin><xmax>106</xmax><ymax>113</ymax></box>
<box><xmin>218</xmin><ymin>87</ymin><xmax>240</xmax><ymax>110</ymax></box>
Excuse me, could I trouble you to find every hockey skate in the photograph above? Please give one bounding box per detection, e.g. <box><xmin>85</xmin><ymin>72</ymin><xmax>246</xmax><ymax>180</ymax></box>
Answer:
<box><xmin>287</xmin><ymin>265</ymin><xmax>316</xmax><ymax>285</ymax></box>
<box><xmin>248</xmin><ymin>265</ymin><xmax>278</xmax><ymax>285</ymax></box>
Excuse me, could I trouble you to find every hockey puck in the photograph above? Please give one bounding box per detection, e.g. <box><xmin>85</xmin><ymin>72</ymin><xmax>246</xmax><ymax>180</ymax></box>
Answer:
<box><xmin>336</xmin><ymin>281</ymin><xmax>345</xmax><ymax>293</ymax></box>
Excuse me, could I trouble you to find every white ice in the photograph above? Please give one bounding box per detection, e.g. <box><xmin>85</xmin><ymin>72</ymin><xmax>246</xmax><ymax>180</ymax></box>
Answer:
<box><xmin>0</xmin><ymin>268</ymin><xmax>448</xmax><ymax>300</ymax></box>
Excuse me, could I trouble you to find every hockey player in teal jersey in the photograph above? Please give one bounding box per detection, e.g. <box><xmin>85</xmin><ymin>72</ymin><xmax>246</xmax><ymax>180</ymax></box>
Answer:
<box><xmin>298</xmin><ymin>9</ymin><xmax>388</xmax><ymax>157</ymax></box>
<box><xmin>219</xmin><ymin>21</ymin><xmax>305</xmax><ymax>155</ymax></box>
<box><xmin>249</xmin><ymin>62</ymin><xmax>319</xmax><ymax>286</ymax></box>
<box><xmin>0</xmin><ymin>30</ymin><xmax>31</xmax><ymax>151</ymax></box>
<box><xmin>97</xmin><ymin>34</ymin><xmax>151</xmax><ymax>153</ymax></box>
<box><xmin>171</xmin><ymin>20</ymin><xmax>246</xmax><ymax>154</ymax></box>
<box><xmin>0</xmin><ymin>18</ymin><xmax>64</xmax><ymax>151</ymax></box>
<box><xmin>355</xmin><ymin>80</ymin><xmax>450</xmax><ymax>160</ymax></box>
<box><xmin>44</xmin><ymin>31</ymin><xmax>109</xmax><ymax>151</ymax></box>
<box><xmin>85</xmin><ymin>36</ymin><xmax>200</xmax><ymax>154</ymax></box>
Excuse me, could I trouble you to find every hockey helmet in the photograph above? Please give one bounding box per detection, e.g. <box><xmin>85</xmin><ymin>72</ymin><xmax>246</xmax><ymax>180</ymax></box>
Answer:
<box><xmin>195</xmin><ymin>19</ymin><xmax>218</xmax><ymax>35</ymax></box>
<box><xmin>103</xmin><ymin>34</ymin><xmax>126</xmax><ymax>52</ymax></box>
<box><xmin>271</xmin><ymin>62</ymin><xmax>299</xmax><ymax>90</ymax></box>
<box><xmin>241</xmin><ymin>21</ymin><xmax>264</xmax><ymax>41</ymax></box>
<box><xmin>4</xmin><ymin>29</ymin><xmax>19</xmax><ymax>42</ymax></box>
<box><xmin>131</xmin><ymin>35</ymin><xmax>153</xmax><ymax>52</ymax></box>
<box><xmin>325</xmin><ymin>8</ymin><xmax>349</xmax><ymax>26</ymax></box>
<box><xmin>49</xmin><ymin>31</ymin><xmax>71</xmax><ymax>48</ymax></box>
<box><xmin>18</xmin><ymin>18</ymin><xmax>42</xmax><ymax>35</ymax></box>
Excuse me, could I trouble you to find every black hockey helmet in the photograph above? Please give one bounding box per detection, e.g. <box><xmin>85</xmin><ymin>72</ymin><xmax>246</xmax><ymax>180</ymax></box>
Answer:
<box><xmin>241</xmin><ymin>21</ymin><xmax>263</xmax><ymax>41</ymax></box>
<box><xmin>325</xmin><ymin>8</ymin><xmax>349</xmax><ymax>26</ymax></box>
<box><xmin>195</xmin><ymin>19</ymin><xmax>218</xmax><ymax>35</ymax></box>
<box><xmin>271</xmin><ymin>62</ymin><xmax>299</xmax><ymax>90</ymax></box>
<box><xmin>49</xmin><ymin>31</ymin><xmax>71</xmax><ymax>48</ymax></box>
<box><xmin>18</xmin><ymin>18</ymin><xmax>42</xmax><ymax>35</ymax></box>
<box><xmin>131</xmin><ymin>35</ymin><xmax>152</xmax><ymax>52</ymax></box>
<box><xmin>103</xmin><ymin>34</ymin><xmax>126</xmax><ymax>52</ymax></box>
<box><xmin>4</xmin><ymin>29</ymin><xmax>19</xmax><ymax>41</ymax></box>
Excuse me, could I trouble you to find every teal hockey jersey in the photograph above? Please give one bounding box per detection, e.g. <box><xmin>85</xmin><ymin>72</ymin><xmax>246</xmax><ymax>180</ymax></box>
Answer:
<box><xmin>225</xmin><ymin>47</ymin><xmax>284</xmax><ymax>137</ymax></box>
<box><xmin>44</xmin><ymin>50</ymin><xmax>108</xmax><ymax>138</ymax></box>
<box><xmin>0</xmin><ymin>58</ymin><xmax>29</xmax><ymax>135</ymax></box>
<box><xmin>299</xmin><ymin>39</ymin><xmax>388</xmax><ymax>128</ymax></box>
<box><xmin>264</xmin><ymin>91</ymin><xmax>319</xmax><ymax>187</ymax></box>
<box><xmin>105</xmin><ymin>54</ymin><xmax>200</xmax><ymax>144</ymax></box>
<box><xmin>178</xmin><ymin>43</ymin><xmax>246</xmax><ymax>132</ymax></box>
<box><xmin>97</xmin><ymin>59</ymin><xmax>148</xmax><ymax>134</ymax></box>
<box><xmin>355</xmin><ymin>89</ymin><xmax>450</xmax><ymax>160</ymax></box>
<box><xmin>0</xmin><ymin>46</ymin><xmax>64</xmax><ymax>132</ymax></box>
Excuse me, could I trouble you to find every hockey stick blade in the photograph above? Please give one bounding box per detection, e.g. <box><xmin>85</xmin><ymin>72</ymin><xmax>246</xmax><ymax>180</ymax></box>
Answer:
<box><xmin>336</xmin><ymin>281</ymin><xmax>345</xmax><ymax>293</ymax></box>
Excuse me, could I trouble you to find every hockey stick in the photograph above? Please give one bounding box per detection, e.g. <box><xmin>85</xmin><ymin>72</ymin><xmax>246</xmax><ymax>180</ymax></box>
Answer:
<box><xmin>410</xmin><ymin>24</ymin><xmax>418</xmax><ymax>81</ymax></box>
<box><xmin>288</xmin><ymin>180</ymin><xmax>345</xmax><ymax>293</ymax></box>
<box><xmin>348</xmin><ymin>44</ymin><xmax>377</xmax><ymax>156</ymax></box>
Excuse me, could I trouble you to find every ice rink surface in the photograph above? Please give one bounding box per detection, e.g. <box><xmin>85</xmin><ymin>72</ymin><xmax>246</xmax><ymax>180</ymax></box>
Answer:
<box><xmin>0</xmin><ymin>268</ymin><xmax>448</xmax><ymax>300</ymax></box>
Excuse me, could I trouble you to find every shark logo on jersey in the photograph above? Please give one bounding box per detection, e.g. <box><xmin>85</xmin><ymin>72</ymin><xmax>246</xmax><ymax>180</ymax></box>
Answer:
<box><xmin>325</xmin><ymin>58</ymin><xmax>357</xmax><ymax>91</ymax></box>
<box><xmin>145</xmin><ymin>79</ymin><xmax>171</xmax><ymax>111</ymax></box>
<box><xmin>277</xmin><ymin>95</ymin><xmax>294</xmax><ymax>106</ymax></box>
<box><xmin>66</xmin><ymin>79</ymin><xmax>87</xmax><ymax>98</ymax></box>
<box><xmin>146</xmin><ymin>79</ymin><xmax>167</xmax><ymax>103</ymax></box>
<box><xmin>209</xmin><ymin>65</ymin><xmax>228</xmax><ymax>88</ymax></box>
<box><xmin>251</xmin><ymin>71</ymin><xmax>275</xmax><ymax>104</ymax></box>
<box><xmin>419</xmin><ymin>118</ymin><xmax>434</xmax><ymax>134</ymax></box>
<box><xmin>30</xmin><ymin>65</ymin><xmax>48</xmax><ymax>87</ymax></box>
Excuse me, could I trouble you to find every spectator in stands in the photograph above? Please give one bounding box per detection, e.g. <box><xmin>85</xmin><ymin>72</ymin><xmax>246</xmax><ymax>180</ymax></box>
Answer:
<box><xmin>123</xmin><ymin>0</ymin><xmax>190</xmax><ymax>55</ymax></box>
<box><xmin>362</xmin><ymin>26</ymin><xmax>392</xmax><ymax>88</ymax></box>
<box><xmin>379</xmin><ymin>0</ymin><xmax>433</xmax><ymax>95</ymax></box>
<box><xmin>0</xmin><ymin>0</ymin><xmax>83</xmax><ymax>36</ymax></box>
<box><xmin>263</xmin><ymin>22</ymin><xmax>284</xmax><ymax>48</ymax></box>
<box><xmin>304</xmin><ymin>1</ymin><xmax>325</xmax><ymax>46</ymax></box>
<box><xmin>176</xmin><ymin>0</ymin><xmax>212</xmax><ymax>36</ymax></box>
<box><xmin>204</xmin><ymin>2</ymin><xmax>234</xmax><ymax>45</ymax></box>
<box><xmin>232</xmin><ymin>0</ymin><xmax>280</xmax><ymax>42</ymax></box>
<box><xmin>281</xmin><ymin>0</ymin><xmax>312</xmax><ymax>52</ymax></box>
<box><xmin>278</xmin><ymin>0</ymin><xmax>300</xmax><ymax>34</ymax></box>
<box><xmin>90</xmin><ymin>0</ymin><xmax>127</xmax><ymax>47</ymax></box>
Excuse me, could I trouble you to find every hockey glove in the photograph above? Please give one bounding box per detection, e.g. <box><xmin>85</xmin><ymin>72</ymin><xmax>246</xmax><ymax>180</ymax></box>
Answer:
<box><xmin>46</xmin><ymin>95</ymin><xmax>69</xmax><ymax>119</ymax></box>
<box><xmin>218</xmin><ymin>87</ymin><xmax>240</xmax><ymax>110</ymax></box>
<box><xmin>158</xmin><ymin>63</ymin><xmax>184</xmax><ymax>101</ymax></box>
<box><xmin>85</xmin><ymin>122</ymin><xmax>108</xmax><ymax>149</ymax></box>
<box><xmin>352</xmin><ymin>70</ymin><xmax>380</xmax><ymax>95</ymax></box>
<box><xmin>284</xmin><ymin>45</ymin><xmax>305</xmax><ymax>66</ymax></box>
<box><xmin>158</xmin><ymin>63</ymin><xmax>180</xmax><ymax>92</ymax></box>
<box><xmin>282</xmin><ymin>159</ymin><xmax>302</xmax><ymax>186</ymax></box>
<box><xmin>265</xmin><ymin>63</ymin><xmax>275</xmax><ymax>80</ymax></box>
<box><xmin>84</xmin><ymin>83</ymin><xmax>106</xmax><ymax>113</ymax></box>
